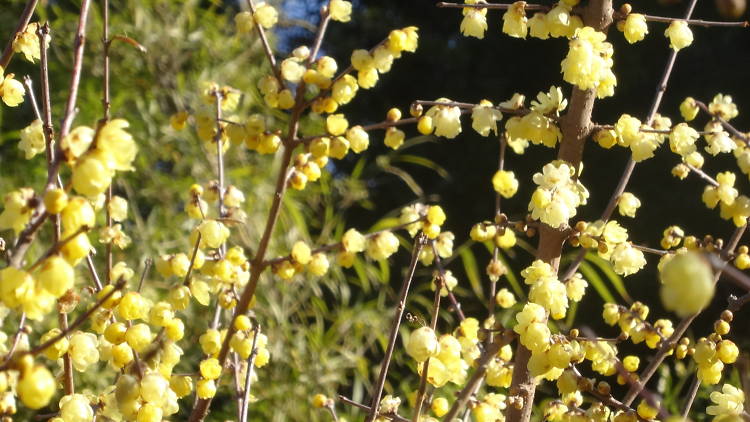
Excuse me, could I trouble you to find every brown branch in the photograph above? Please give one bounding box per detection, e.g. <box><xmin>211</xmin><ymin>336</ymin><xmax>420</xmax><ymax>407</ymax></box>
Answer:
<box><xmin>239</xmin><ymin>326</ymin><xmax>261</xmax><ymax>422</ymax></box>
<box><xmin>188</xmin><ymin>107</ymin><xmax>299</xmax><ymax>422</ymax></box>
<box><xmin>59</xmin><ymin>0</ymin><xmax>93</xmax><ymax>138</ymax></box>
<box><xmin>432</xmin><ymin>243</ymin><xmax>466</xmax><ymax>322</ymax></box>
<box><xmin>436</xmin><ymin>2</ymin><xmax>550</xmax><ymax>11</ymax></box>
<box><xmin>615</xmin><ymin>12</ymin><xmax>749</xmax><ymax>27</ymax></box>
<box><xmin>365</xmin><ymin>234</ymin><xmax>427</xmax><ymax>422</ymax></box>
<box><xmin>58</xmin><ymin>312</ymin><xmax>75</xmax><ymax>395</ymax></box>
<box><xmin>308</xmin><ymin>1</ymin><xmax>332</xmax><ymax>64</ymax></box>
<box><xmin>295</xmin><ymin>117</ymin><xmax>419</xmax><ymax>146</ymax></box>
<box><xmin>102</xmin><ymin>0</ymin><xmax>113</xmax><ymax>284</ymax></box>
<box><xmin>687</xmin><ymin>163</ymin><xmax>719</xmax><ymax>187</ymax></box>
<box><xmin>412</xmin><ymin>243</ymin><xmax>443</xmax><ymax>422</ymax></box>
<box><xmin>136</xmin><ymin>258</ymin><xmax>153</xmax><ymax>292</ymax></box>
<box><xmin>508</xmin><ymin>1</ymin><xmax>614</xmax><ymax>421</ymax></box>
<box><xmin>183</xmin><ymin>232</ymin><xmax>203</xmax><ymax>286</ymax></box>
<box><xmin>86</xmin><ymin>253</ymin><xmax>104</xmax><ymax>292</ymax></box>
<box><xmin>707</xmin><ymin>253</ymin><xmax>750</xmax><ymax>291</ymax></box>
<box><xmin>338</xmin><ymin>396</ymin><xmax>410</xmax><ymax>422</ymax></box>
<box><xmin>695</xmin><ymin>100</ymin><xmax>750</xmax><ymax>144</ymax></box>
<box><xmin>442</xmin><ymin>337</ymin><xmax>507</xmax><ymax>421</ymax></box>
<box><xmin>681</xmin><ymin>376</ymin><xmax>701</xmax><ymax>418</ymax></box>
<box><xmin>0</xmin><ymin>0</ymin><xmax>39</xmax><ymax>69</ymax></box>
<box><xmin>2</xmin><ymin>314</ymin><xmax>27</xmax><ymax>364</ymax></box>
<box><xmin>246</xmin><ymin>0</ymin><xmax>284</xmax><ymax>86</ymax></box>
<box><xmin>213</xmin><ymin>91</ymin><xmax>227</xmax><ymax>258</ymax></box>
<box><xmin>27</xmin><ymin>226</ymin><xmax>88</xmax><ymax>271</ymax></box>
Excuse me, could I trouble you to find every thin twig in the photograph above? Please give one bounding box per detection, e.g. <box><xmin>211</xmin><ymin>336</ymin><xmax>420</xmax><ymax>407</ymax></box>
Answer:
<box><xmin>681</xmin><ymin>376</ymin><xmax>701</xmax><ymax>418</ymax></box>
<box><xmin>412</xmin><ymin>243</ymin><xmax>444</xmax><ymax>422</ymax></box>
<box><xmin>86</xmin><ymin>253</ymin><xmax>104</xmax><ymax>292</ymax></box>
<box><xmin>618</xmin><ymin>13</ymin><xmax>749</xmax><ymax>27</ymax></box>
<box><xmin>246</xmin><ymin>0</ymin><xmax>284</xmax><ymax>85</ymax></box>
<box><xmin>707</xmin><ymin>253</ymin><xmax>750</xmax><ymax>291</ymax></box>
<box><xmin>695</xmin><ymin>100</ymin><xmax>750</xmax><ymax>144</ymax></box>
<box><xmin>337</xmin><ymin>396</ymin><xmax>410</xmax><ymax>422</ymax></box>
<box><xmin>183</xmin><ymin>232</ymin><xmax>203</xmax><ymax>286</ymax></box>
<box><xmin>27</xmin><ymin>226</ymin><xmax>88</xmax><ymax>271</ymax></box>
<box><xmin>436</xmin><ymin>2</ymin><xmax>550</xmax><ymax>11</ymax></box>
<box><xmin>3</xmin><ymin>314</ymin><xmax>27</xmax><ymax>364</ymax></box>
<box><xmin>102</xmin><ymin>0</ymin><xmax>113</xmax><ymax>284</ymax></box>
<box><xmin>366</xmin><ymin>234</ymin><xmax>427</xmax><ymax>422</ymax></box>
<box><xmin>136</xmin><ymin>258</ymin><xmax>153</xmax><ymax>292</ymax></box>
<box><xmin>239</xmin><ymin>326</ymin><xmax>261</xmax><ymax>422</ymax></box>
<box><xmin>213</xmin><ymin>90</ymin><xmax>227</xmax><ymax>258</ymax></box>
<box><xmin>59</xmin><ymin>0</ymin><xmax>93</xmax><ymax>138</ymax></box>
<box><xmin>308</xmin><ymin>1</ymin><xmax>332</xmax><ymax>64</ymax></box>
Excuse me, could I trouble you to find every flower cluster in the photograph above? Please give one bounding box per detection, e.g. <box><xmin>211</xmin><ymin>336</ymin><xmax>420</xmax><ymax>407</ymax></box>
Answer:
<box><xmin>575</xmin><ymin>219</ymin><xmax>647</xmax><ymax>276</ymax></box>
<box><xmin>529</xmin><ymin>161</ymin><xmax>589</xmax><ymax>229</ymax></box>
<box><xmin>561</xmin><ymin>27</ymin><xmax>616</xmax><ymax>98</ymax></box>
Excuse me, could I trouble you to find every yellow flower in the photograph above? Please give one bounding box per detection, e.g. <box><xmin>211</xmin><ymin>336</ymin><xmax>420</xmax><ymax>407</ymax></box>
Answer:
<box><xmin>708</xmin><ymin>94</ymin><xmax>739</xmax><ymax>121</ymax></box>
<box><xmin>384</xmin><ymin>127</ymin><xmax>405</xmax><ymax>150</ymax></box>
<box><xmin>426</xmin><ymin>99</ymin><xmax>462</xmax><ymax>139</ymax></box>
<box><xmin>660</xmin><ymin>252</ymin><xmax>714</xmax><ymax>317</ymax></box>
<box><xmin>254</xmin><ymin>3</ymin><xmax>279</xmax><ymax>29</ymax></box>
<box><xmin>610</xmin><ymin>242</ymin><xmax>646</xmax><ymax>276</ymax></box>
<box><xmin>680</xmin><ymin>97</ymin><xmax>699</xmax><ymax>121</ymax></box>
<box><xmin>528</xmin><ymin>13</ymin><xmax>550</xmax><ymax>39</ymax></box>
<box><xmin>546</xmin><ymin>3</ymin><xmax>572</xmax><ymax>38</ymax></box>
<box><xmin>19</xmin><ymin>119</ymin><xmax>45</xmax><ymax>159</ymax></box>
<box><xmin>346</xmin><ymin>125</ymin><xmax>369</xmax><ymax>153</ymax></box>
<box><xmin>664</xmin><ymin>20</ymin><xmax>693</xmax><ymax>51</ymax></box>
<box><xmin>492</xmin><ymin>170</ymin><xmax>519</xmax><ymax>198</ymax></box>
<box><xmin>235</xmin><ymin>11</ymin><xmax>255</xmax><ymax>33</ymax></box>
<box><xmin>461</xmin><ymin>2</ymin><xmax>488</xmax><ymax>39</ymax></box>
<box><xmin>0</xmin><ymin>73</ymin><xmax>25</xmax><ymax>107</ymax></box>
<box><xmin>13</xmin><ymin>22</ymin><xmax>49</xmax><ymax>63</ymax></box>
<box><xmin>623</xmin><ymin>14</ymin><xmax>648</xmax><ymax>44</ymax></box>
<box><xmin>325</xmin><ymin>114</ymin><xmax>349</xmax><ymax>136</ymax></box>
<box><xmin>329</xmin><ymin>0</ymin><xmax>352</xmax><ymax>22</ymax></box>
<box><xmin>0</xmin><ymin>187</ymin><xmax>35</xmax><ymax>234</ymax></box>
<box><xmin>669</xmin><ymin>123</ymin><xmax>699</xmax><ymax>156</ymax></box>
<box><xmin>72</xmin><ymin>151</ymin><xmax>115</xmax><ymax>197</ymax></box>
<box><xmin>707</xmin><ymin>384</ymin><xmax>745</xmax><ymax>421</ymax></box>
<box><xmin>406</xmin><ymin>327</ymin><xmax>439</xmax><ymax>362</ymax></box>
<box><xmin>560</xmin><ymin>27</ymin><xmax>615</xmax><ymax>97</ymax></box>
<box><xmin>61</xmin><ymin>126</ymin><xmax>95</xmax><ymax>161</ymax></box>
<box><xmin>332</xmin><ymin>74</ymin><xmax>358</xmax><ymax>105</ymax></box>
<box><xmin>502</xmin><ymin>1</ymin><xmax>528</xmax><ymax>39</ymax></box>
<box><xmin>471</xmin><ymin>100</ymin><xmax>503</xmax><ymax>136</ymax></box>
<box><xmin>97</xmin><ymin>119</ymin><xmax>137</xmax><ymax>171</ymax></box>
<box><xmin>281</xmin><ymin>58</ymin><xmax>305</xmax><ymax>83</ymax></box>
<box><xmin>617</xmin><ymin>192</ymin><xmax>641</xmax><ymax>218</ymax></box>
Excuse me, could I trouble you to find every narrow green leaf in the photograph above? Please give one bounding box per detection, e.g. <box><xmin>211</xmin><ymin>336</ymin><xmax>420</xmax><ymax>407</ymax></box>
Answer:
<box><xmin>579</xmin><ymin>261</ymin><xmax>616</xmax><ymax>303</ymax></box>
<box><xmin>460</xmin><ymin>247</ymin><xmax>485</xmax><ymax>301</ymax></box>
<box><xmin>585</xmin><ymin>252</ymin><xmax>632</xmax><ymax>304</ymax></box>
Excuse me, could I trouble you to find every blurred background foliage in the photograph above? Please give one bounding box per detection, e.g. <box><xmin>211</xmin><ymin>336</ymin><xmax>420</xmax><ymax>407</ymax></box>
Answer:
<box><xmin>1</xmin><ymin>0</ymin><xmax>750</xmax><ymax>420</ymax></box>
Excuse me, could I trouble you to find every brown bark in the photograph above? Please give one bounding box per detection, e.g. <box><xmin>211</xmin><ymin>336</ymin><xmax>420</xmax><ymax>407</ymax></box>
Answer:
<box><xmin>506</xmin><ymin>1</ymin><xmax>613</xmax><ymax>421</ymax></box>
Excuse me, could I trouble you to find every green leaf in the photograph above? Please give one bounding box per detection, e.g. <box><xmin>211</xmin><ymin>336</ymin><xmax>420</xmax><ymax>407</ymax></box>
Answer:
<box><xmin>460</xmin><ymin>247</ymin><xmax>485</xmax><ymax>302</ymax></box>
<box><xmin>579</xmin><ymin>260</ymin><xmax>616</xmax><ymax>303</ymax></box>
<box><xmin>585</xmin><ymin>252</ymin><xmax>632</xmax><ymax>304</ymax></box>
